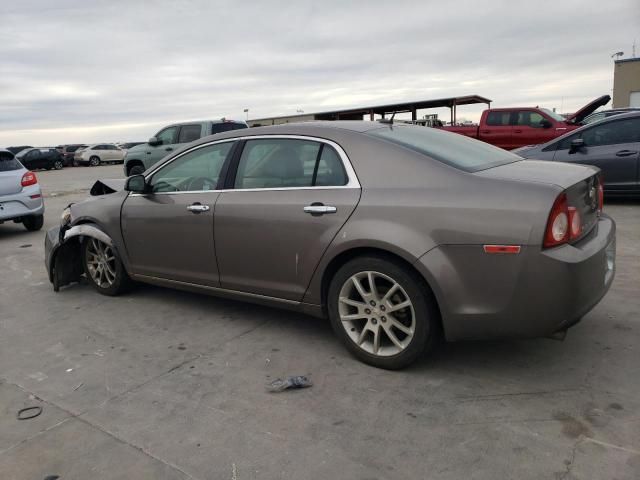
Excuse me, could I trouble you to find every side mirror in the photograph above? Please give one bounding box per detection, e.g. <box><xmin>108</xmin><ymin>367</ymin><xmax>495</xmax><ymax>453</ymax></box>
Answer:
<box><xmin>148</xmin><ymin>136</ymin><xmax>161</xmax><ymax>146</ymax></box>
<box><xmin>125</xmin><ymin>174</ymin><xmax>148</xmax><ymax>193</ymax></box>
<box><xmin>569</xmin><ymin>138</ymin><xmax>585</xmax><ymax>154</ymax></box>
<box><xmin>540</xmin><ymin>119</ymin><xmax>552</xmax><ymax>129</ymax></box>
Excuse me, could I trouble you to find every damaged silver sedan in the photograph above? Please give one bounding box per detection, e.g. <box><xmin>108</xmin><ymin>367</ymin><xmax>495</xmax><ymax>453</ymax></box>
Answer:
<box><xmin>45</xmin><ymin>122</ymin><xmax>615</xmax><ymax>369</ymax></box>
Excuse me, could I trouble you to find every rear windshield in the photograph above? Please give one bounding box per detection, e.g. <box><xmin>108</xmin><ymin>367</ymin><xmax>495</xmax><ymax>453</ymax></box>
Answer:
<box><xmin>0</xmin><ymin>151</ymin><xmax>22</xmax><ymax>171</ymax></box>
<box><xmin>367</xmin><ymin>125</ymin><xmax>521</xmax><ymax>172</ymax></box>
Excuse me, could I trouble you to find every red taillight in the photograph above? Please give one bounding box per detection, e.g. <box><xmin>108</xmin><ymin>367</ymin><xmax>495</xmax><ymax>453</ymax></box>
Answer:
<box><xmin>568</xmin><ymin>206</ymin><xmax>582</xmax><ymax>240</ymax></box>
<box><xmin>543</xmin><ymin>193</ymin><xmax>569</xmax><ymax>248</ymax></box>
<box><xmin>21</xmin><ymin>171</ymin><xmax>38</xmax><ymax>187</ymax></box>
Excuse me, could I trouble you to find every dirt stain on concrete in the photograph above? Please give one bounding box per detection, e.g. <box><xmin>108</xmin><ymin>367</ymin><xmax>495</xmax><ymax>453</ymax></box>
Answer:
<box><xmin>552</xmin><ymin>411</ymin><xmax>593</xmax><ymax>439</ymax></box>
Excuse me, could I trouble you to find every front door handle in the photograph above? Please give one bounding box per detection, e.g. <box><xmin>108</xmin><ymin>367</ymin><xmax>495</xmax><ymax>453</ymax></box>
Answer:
<box><xmin>615</xmin><ymin>150</ymin><xmax>638</xmax><ymax>157</ymax></box>
<box><xmin>187</xmin><ymin>203</ymin><xmax>210</xmax><ymax>213</ymax></box>
<box><xmin>165</xmin><ymin>147</ymin><xmax>173</xmax><ymax>152</ymax></box>
<box><xmin>513</xmin><ymin>129</ymin><xmax>522</xmax><ymax>133</ymax></box>
<box><xmin>304</xmin><ymin>204</ymin><xmax>337</xmax><ymax>215</ymax></box>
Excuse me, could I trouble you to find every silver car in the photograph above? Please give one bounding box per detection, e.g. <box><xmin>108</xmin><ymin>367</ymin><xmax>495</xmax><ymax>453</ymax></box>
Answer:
<box><xmin>45</xmin><ymin>122</ymin><xmax>615</xmax><ymax>369</ymax></box>
<box><xmin>0</xmin><ymin>149</ymin><xmax>45</xmax><ymax>231</ymax></box>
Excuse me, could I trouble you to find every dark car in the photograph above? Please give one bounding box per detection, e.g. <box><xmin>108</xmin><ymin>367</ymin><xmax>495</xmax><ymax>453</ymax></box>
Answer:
<box><xmin>514</xmin><ymin>112</ymin><xmax>640</xmax><ymax>196</ymax></box>
<box><xmin>582</xmin><ymin>108</ymin><xmax>640</xmax><ymax>125</ymax></box>
<box><xmin>45</xmin><ymin>122</ymin><xmax>614</xmax><ymax>369</ymax></box>
<box><xmin>16</xmin><ymin>148</ymin><xmax>65</xmax><ymax>171</ymax></box>
<box><xmin>6</xmin><ymin>146</ymin><xmax>33</xmax><ymax>155</ymax></box>
<box><xmin>61</xmin><ymin>144</ymin><xmax>87</xmax><ymax>166</ymax></box>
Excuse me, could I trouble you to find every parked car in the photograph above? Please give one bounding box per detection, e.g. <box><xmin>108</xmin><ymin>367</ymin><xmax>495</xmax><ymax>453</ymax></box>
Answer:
<box><xmin>0</xmin><ymin>150</ymin><xmax>44</xmax><ymax>231</ymax></box>
<box><xmin>118</xmin><ymin>142</ymin><xmax>145</xmax><ymax>150</ymax></box>
<box><xmin>581</xmin><ymin>107</ymin><xmax>640</xmax><ymax>125</ymax></box>
<box><xmin>514</xmin><ymin>112</ymin><xmax>640</xmax><ymax>196</ymax></box>
<box><xmin>440</xmin><ymin>95</ymin><xmax>610</xmax><ymax>150</ymax></box>
<box><xmin>6</xmin><ymin>146</ymin><xmax>33</xmax><ymax>155</ymax></box>
<box><xmin>61</xmin><ymin>144</ymin><xmax>87</xmax><ymax>166</ymax></box>
<box><xmin>76</xmin><ymin>144</ymin><xmax>125</xmax><ymax>166</ymax></box>
<box><xmin>124</xmin><ymin>119</ymin><xmax>248</xmax><ymax>176</ymax></box>
<box><xmin>45</xmin><ymin>122</ymin><xmax>615</xmax><ymax>369</ymax></box>
<box><xmin>15</xmin><ymin>147</ymin><xmax>65</xmax><ymax>170</ymax></box>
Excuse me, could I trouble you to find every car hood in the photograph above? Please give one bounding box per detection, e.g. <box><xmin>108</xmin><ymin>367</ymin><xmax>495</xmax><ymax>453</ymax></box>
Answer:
<box><xmin>565</xmin><ymin>95</ymin><xmax>611</xmax><ymax>124</ymax></box>
<box><xmin>90</xmin><ymin>178</ymin><xmax>126</xmax><ymax>196</ymax></box>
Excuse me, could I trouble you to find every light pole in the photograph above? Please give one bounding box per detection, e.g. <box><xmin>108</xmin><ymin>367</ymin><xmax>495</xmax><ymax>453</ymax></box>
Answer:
<box><xmin>243</xmin><ymin>108</ymin><xmax>249</xmax><ymax>121</ymax></box>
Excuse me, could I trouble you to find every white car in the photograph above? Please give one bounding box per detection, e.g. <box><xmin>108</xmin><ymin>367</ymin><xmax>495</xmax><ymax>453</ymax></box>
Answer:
<box><xmin>76</xmin><ymin>144</ymin><xmax>125</xmax><ymax>166</ymax></box>
<box><xmin>0</xmin><ymin>149</ymin><xmax>44</xmax><ymax>231</ymax></box>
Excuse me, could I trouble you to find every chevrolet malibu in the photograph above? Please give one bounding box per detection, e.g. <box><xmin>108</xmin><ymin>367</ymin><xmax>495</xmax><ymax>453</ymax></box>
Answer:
<box><xmin>45</xmin><ymin>122</ymin><xmax>615</xmax><ymax>369</ymax></box>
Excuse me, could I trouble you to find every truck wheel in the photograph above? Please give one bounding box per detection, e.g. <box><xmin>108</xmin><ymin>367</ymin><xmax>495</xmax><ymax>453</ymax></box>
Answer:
<box><xmin>128</xmin><ymin>165</ymin><xmax>145</xmax><ymax>176</ymax></box>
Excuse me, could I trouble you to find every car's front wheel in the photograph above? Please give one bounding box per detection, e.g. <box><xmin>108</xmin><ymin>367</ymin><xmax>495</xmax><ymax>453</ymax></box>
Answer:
<box><xmin>89</xmin><ymin>156</ymin><xmax>101</xmax><ymax>167</ymax></box>
<box><xmin>82</xmin><ymin>237</ymin><xmax>131</xmax><ymax>296</ymax></box>
<box><xmin>328</xmin><ymin>256</ymin><xmax>437</xmax><ymax>369</ymax></box>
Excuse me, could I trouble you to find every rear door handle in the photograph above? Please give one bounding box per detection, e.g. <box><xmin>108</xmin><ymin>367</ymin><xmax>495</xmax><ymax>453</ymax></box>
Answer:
<box><xmin>615</xmin><ymin>150</ymin><xmax>638</xmax><ymax>157</ymax></box>
<box><xmin>513</xmin><ymin>129</ymin><xmax>522</xmax><ymax>133</ymax></box>
<box><xmin>304</xmin><ymin>204</ymin><xmax>337</xmax><ymax>215</ymax></box>
<box><xmin>165</xmin><ymin>147</ymin><xmax>173</xmax><ymax>152</ymax></box>
<box><xmin>187</xmin><ymin>203</ymin><xmax>210</xmax><ymax>213</ymax></box>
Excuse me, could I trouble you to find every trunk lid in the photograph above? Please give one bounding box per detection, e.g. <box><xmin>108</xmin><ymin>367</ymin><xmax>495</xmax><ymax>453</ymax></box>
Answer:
<box><xmin>565</xmin><ymin>95</ymin><xmax>611</xmax><ymax>124</ymax></box>
<box><xmin>476</xmin><ymin>160</ymin><xmax>601</xmax><ymax>240</ymax></box>
<box><xmin>0</xmin><ymin>152</ymin><xmax>25</xmax><ymax>196</ymax></box>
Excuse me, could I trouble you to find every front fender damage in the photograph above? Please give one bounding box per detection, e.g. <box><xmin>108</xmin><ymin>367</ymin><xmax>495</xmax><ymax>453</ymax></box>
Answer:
<box><xmin>46</xmin><ymin>224</ymin><xmax>114</xmax><ymax>291</ymax></box>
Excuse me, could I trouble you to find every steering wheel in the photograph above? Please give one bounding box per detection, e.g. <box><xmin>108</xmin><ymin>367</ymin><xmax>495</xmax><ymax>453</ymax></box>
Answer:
<box><xmin>184</xmin><ymin>176</ymin><xmax>216</xmax><ymax>191</ymax></box>
<box><xmin>152</xmin><ymin>180</ymin><xmax>179</xmax><ymax>193</ymax></box>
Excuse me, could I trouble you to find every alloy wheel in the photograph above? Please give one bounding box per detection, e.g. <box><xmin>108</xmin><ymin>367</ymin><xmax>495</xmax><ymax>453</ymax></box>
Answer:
<box><xmin>338</xmin><ymin>270</ymin><xmax>415</xmax><ymax>357</ymax></box>
<box><xmin>85</xmin><ymin>238</ymin><xmax>117</xmax><ymax>288</ymax></box>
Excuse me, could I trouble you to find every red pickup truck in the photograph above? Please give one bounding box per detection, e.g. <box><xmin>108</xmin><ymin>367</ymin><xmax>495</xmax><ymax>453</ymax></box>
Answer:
<box><xmin>441</xmin><ymin>95</ymin><xmax>610</xmax><ymax>150</ymax></box>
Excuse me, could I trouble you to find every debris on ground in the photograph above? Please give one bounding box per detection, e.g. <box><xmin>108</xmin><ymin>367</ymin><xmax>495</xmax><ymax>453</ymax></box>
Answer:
<box><xmin>17</xmin><ymin>406</ymin><xmax>43</xmax><ymax>420</ymax></box>
<box><xmin>266</xmin><ymin>375</ymin><xmax>312</xmax><ymax>393</ymax></box>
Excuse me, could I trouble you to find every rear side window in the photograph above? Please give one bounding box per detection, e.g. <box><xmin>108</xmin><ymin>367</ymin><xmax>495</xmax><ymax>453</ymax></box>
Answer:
<box><xmin>178</xmin><ymin>124</ymin><xmax>201</xmax><ymax>143</ymax></box>
<box><xmin>234</xmin><ymin>139</ymin><xmax>347</xmax><ymax>189</ymax></box>
<box><xmin>486</xmin><ymin>111</ymin><xmax>511</xmax><ymax>126</ymax></box>
<box><xmin>0</xmin><ymin>151</ymin><xmax>21</xmax><ymax>171</ymax></box>
<box><xmin>367</xmin><ymin>125</ymin><xmax>521</xmax><ymax>172</ymax></box>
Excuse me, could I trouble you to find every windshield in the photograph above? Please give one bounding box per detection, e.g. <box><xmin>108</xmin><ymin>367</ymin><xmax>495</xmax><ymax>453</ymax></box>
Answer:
<box><xmin>367</xmin><ymin>125</ymin><xmax>521</xmax><ymax>172</ymax></box>
<box><xmin>15</xmin><ymin>149</ymin><xmax>31</xmax><ymax>158</ymax></box>
<box><xmin>540</xmin><ymin>108</ymin><xmax>565</xmax><ymax>122</ymax></box>
<box><xmin>0</xmin><ymin>152</ymin><xmax>22</xmax><ymax>171</ymax></box>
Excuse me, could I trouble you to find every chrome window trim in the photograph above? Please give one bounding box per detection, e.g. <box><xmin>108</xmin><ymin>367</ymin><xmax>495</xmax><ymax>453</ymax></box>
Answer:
<box><xmin>130</xmin><ymin>134</ymin><xmax>360</xmax><ymax>197</ymax></box>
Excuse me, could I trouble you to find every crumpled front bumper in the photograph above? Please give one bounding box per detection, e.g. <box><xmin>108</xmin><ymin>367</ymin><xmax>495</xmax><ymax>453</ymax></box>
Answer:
<box><xmin>44</xmin><ymin>225</ymin><xmax>83</xmax><ymax>291</ymax></box>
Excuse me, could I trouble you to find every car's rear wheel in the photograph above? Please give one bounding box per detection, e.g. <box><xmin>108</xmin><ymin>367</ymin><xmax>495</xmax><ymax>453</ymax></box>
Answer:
<box><xmin>22</xmin><ymin>215</ymin><xmax>44</xmax><ymax>231</ymax></box>
<box><xmin>328</xmin><ymin>256</ymin><xmax>437</xmax><ymax>369</ymax></box>
<box><xmin>89</xmin><ymin>156</ymin><xmax>101</xmax><ymax>167</ymax></box>
<box><xmin>82</xmin><ymin>237</ymin><xmax>130</xmax><ymax>296</ymax></box>
<box><xmin>53</xmin><ymin>160</ymin><xmax>64</xmax><ymax>170</ymax></box>
<box><xmin>128</xmin><ymin>165</ymin><xmax>144</xmax><ymax>176</ymax></box>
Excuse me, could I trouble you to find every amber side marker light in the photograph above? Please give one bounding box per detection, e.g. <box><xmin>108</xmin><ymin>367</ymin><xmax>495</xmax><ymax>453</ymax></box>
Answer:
<box><xmin>483</xmin><ymin>245</ymin><xmax>521</xmax><ymax>254</ymax></box>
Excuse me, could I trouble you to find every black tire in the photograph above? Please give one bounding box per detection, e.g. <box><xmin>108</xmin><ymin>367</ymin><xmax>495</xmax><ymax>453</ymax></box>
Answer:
<box><xmin>54</xmin><ymin>160</ymin><xmax>64</xmax><ymax>170</ymax></box>
<box><xmin>128</xmin><ymin>165</ymin><xmax>145</xmax><ymax>176</ymax></box>
<box><xmin>327</xmin><ymin>255</ymin><xmax>437</xmax><ymax>369</ymax></box>
<box><xmin>82</xmin><ymin>237</ymin><xmax>131</xmax><ymax>296</ymax></box>
<box><xmin>89</xmin><ymin>156</ymin><xmax>101</xmax><ymax>167</ymax></box>
<box><xmin>23</xmin><ymin>215</ymin><xmax>44</xmax><ymax>231</ymax></box>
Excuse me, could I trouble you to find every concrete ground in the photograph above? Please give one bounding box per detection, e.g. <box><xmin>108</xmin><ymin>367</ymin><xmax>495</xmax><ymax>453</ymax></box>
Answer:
<box><xmin>0</xmin><ymin>164</ymin><xmax>639</xmax><ymax>480</ymax></box>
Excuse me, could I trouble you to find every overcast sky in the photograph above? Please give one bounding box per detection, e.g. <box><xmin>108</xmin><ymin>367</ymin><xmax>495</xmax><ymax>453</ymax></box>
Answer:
<box><xmin>1</xmin><ymin>0</ymin><xmax>639</xmax><ymax>146</ymax></box>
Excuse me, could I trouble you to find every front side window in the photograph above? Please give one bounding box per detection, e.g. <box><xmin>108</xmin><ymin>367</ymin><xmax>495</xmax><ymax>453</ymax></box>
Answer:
<box><xmin>580</xmin><ymin>117</ymin><xmax>639</xmax><ymax>147</ymax></box>
<box><xmin>156</xmin><ymin>127</ymin><xmax>178</xmax><ymax>146</ymax></box>
<box><xmin>233</xmin><ymin>139</ymin><xmax>347</xmax><ymax>189</ymax></box>
<box><xmin>150</xmin><ymin>142</ymin><xmax>233</xmax><ymax>193</ymax></box>
<box><xmin>515</xmin><ymin>111</ymin><xmax>545</xmax><ymax>128</ymax></box>
<box><xmin>177</xmin><ymin>124</ymin><xmax>201</xmax><ymax>144</ymax></box>
<box><xmin>211</xmin><ymin>123</ymin><xmax>238</xmax><ymax>135</ymax></box>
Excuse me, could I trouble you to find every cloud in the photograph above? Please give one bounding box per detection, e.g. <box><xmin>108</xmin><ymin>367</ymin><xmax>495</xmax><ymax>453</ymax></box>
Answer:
<box><xmin>0</xmin><ymin>0</ymin><xmax>638</xmax><ymax>145</ymax></box>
